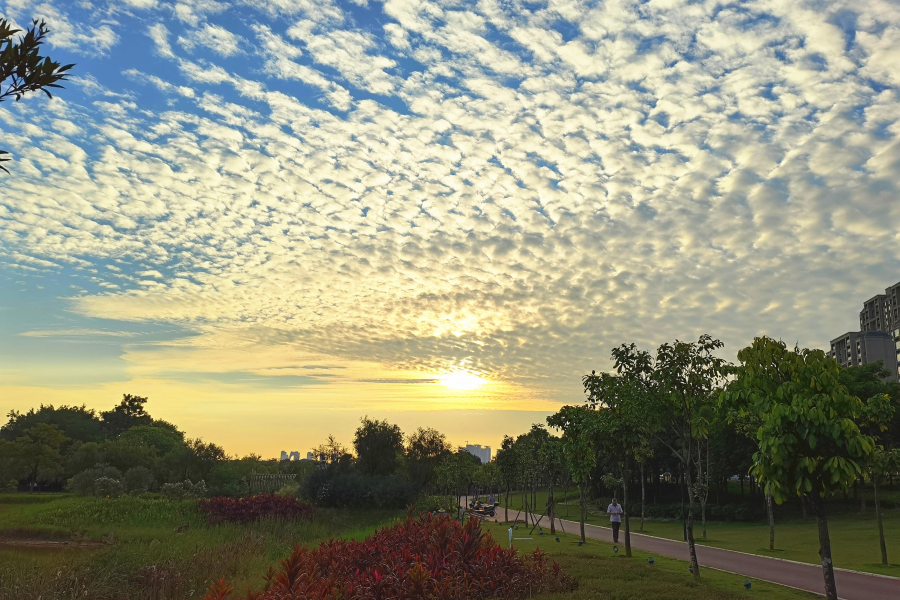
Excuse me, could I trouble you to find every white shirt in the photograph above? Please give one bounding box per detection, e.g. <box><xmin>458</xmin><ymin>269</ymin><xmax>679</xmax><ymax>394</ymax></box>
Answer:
<box><xmin>607</xmin><ymin>503</ymin><xmax>623</xmax><ymax>522</ymax></box>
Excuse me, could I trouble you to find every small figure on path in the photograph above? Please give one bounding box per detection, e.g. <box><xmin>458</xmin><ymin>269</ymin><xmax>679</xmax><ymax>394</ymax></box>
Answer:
<box><xmin>607</xmin><ymin>498</ymin><xmax>623</xmax><ymax>543</ymax></box>
<box><xmin>489</xmin><ymin>493</ymin><xmax>495</xmax><ymax>505</ymax></box>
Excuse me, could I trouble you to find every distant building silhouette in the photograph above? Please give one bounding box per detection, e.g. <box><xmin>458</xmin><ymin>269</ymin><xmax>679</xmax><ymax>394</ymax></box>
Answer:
<box><xmin>280</xmin><ymin>450</ymin><xmax>302</xmax><ymax>461</ymax></box>
<box><xmin>465</xmin><ymin>444</ymin><xmax>491</xmax><ymax>464</ymax></box>
<box><xmin>830</xmin><ymin>279</ymin><xmax>900</xmax><ymax>381</ymax></box>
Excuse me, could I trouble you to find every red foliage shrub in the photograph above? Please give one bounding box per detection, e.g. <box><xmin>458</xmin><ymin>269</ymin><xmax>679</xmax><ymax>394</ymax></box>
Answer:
<box><xmin>199</xmin><ymin>512</ymin><xmax>573</xmax><ymax>599</ymax></box>
<box><xmin>199</xmin><ymin>494</ymin><xmax>316</xmax><ymax>524</ymax></box>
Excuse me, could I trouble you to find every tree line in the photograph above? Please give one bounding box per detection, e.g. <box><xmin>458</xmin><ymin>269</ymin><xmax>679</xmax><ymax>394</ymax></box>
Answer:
<box><xmin>0</xmin><ymin>395</ymin><xmax>228</xmax><ymax>495</ymax></box>
<box><xmin>299</xmin><ymin>417</ymin><xmax>503</xmax><ymax>509</ymax></box>
<box><xmin>499</xmin><ymin>335</ymin><xmax>899</xmax><ymax>600</ymax></box>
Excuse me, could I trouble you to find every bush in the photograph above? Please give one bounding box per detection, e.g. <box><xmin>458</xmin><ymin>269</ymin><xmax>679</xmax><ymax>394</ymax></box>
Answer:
<box><xmin>161</xmin><ymin>479</ymin><xmax>207</xmax><ymax>499</ymax></box>
<box><xmin>734</xmin><ymin>505</ymin><xmax>751</xmax><ymax>522</ymax></box>
<box><xmin>94</xmin><ymin>476</ymin><xmax>124</xmax><ymax>498</ymax></box>
<box><xmin>123</xmin><ymin>466</ymin><xmax>154</xmax><ymax>493</ymax></box>
<box><xmin>199</xmin><ymin>494</ymin><xmax>315</xmax><ymax>524</ymax></box>
<box><xmin>69</xmin><ymin>464</ymin><xmax>123</xmax><ymax>496</ymax></box>
<box><xmin>202</xmin><ymin>513</ymin><xmax>573</xmax><ymax>600</ymax></box>
<box><xmin>415</xmin><ymin>494</ymin><xmax>456</xmax><ymax>513</ymax></box>
<box><xmin>275</xmin><ymin>483</ymin><xmax>299</xmax><ymax>497</ymax></box>
<box><xmin>301</xmin><ymin>470</ymin><xmax>417</xmax><ymax>509</ymax></box>
<box><xmin>721</xmin><ymin>504</ymin><xmax>736</xmax><ymax>522</ymax></box>
<box><xmin>2</xmin><ymin>479</ymin><xmax>17</xmax><ymax>493</ymax></box>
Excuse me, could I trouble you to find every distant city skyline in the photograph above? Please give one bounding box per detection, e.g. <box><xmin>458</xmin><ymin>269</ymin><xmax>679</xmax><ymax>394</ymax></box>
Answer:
<box><xmin>2</xmin><ymin>0</ymin><xmax>900</xmax><ymax>456</ymax></box>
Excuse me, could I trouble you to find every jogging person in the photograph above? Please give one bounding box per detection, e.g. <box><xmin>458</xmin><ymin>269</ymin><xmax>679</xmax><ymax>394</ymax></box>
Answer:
<box><xmin>607</xmin><ymin>498</ymin><xmax>623</xmax><ymax>543</ymax></box>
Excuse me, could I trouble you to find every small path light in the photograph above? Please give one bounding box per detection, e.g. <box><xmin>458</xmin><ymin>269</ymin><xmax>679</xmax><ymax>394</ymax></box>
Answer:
<box><xmin>688</xmin><ymin>564</ymin><xmax>694</xmax><ymax>574</ymax></box>
<box><xmin>744</xmin><ymin>580</ymin><xmax>752</xmax><ymax>590</ymax></box>
<box><xmin>613</xmin><ymin>546</ymin><xmax>619</xmax><ymax>554</ymax></box>
<box><xmin>555</xmin><ymin>536</ymin><xmax>560</xmax><ymax>542</ymax></box>
<box><xmin>577</xmin><ymin>540</ymin><xmax>584</xmax><ymax>546</ymax></box>
<box><xmin>648</xmin><ymin>557</ymin><xmax>654</xmax><ymax>565</ymax></box>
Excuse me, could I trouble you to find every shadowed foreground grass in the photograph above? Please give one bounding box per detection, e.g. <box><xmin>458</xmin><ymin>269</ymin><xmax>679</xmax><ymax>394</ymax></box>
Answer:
<box><xmin>479</xmin><ymin>522</ymin><xmax>820</xmax><ymax>600</ymax></box>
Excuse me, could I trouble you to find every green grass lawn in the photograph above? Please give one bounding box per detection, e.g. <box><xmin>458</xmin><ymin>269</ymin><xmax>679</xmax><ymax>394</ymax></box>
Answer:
<box><xmin>0</xmin><ymin>493</ymin><xmax>845</xmax><ymax>600</ymax></box>
<box><xmin>478</xmin><ymin>521</ymin><xmax>820</xmax><ymax>600</ymax></box>
<box><xmin>493</xmin><ymin>489</ymin><xmax>900</xmax><ymax>577</ymax></box>
<box><xmin>0</xmin><ymin>494</ymin><xmax>399</xmax><ymax>599</ymax></box>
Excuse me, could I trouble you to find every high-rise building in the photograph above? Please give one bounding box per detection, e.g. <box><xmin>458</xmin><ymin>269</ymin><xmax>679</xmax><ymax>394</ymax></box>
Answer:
<box><xmin>465</xmin><ymin>444</ymin><xmax>491</xmax><ymax>464</ymax></box>
<box><xmin>831</xmin><ymin>279</ymin><xmax>900</xmax><ymax>381</ymax></box>
<box><xmin>830</xmin><ymin>331</ymin><xmax>898</xmax><ymax>373</ymax></box>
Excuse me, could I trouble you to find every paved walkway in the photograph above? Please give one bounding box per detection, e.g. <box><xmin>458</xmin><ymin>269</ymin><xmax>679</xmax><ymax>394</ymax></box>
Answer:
<box><xmin>502</xmin><ymin>509</ymin><xmax>899</xmax><ymax>600</ymax></box>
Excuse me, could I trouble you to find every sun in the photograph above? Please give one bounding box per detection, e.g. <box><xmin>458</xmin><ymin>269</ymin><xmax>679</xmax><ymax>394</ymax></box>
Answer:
<box><xmin>437</xmin><ymin>371</ymin><xmax>488</xmax><ymax>391</ymax></box>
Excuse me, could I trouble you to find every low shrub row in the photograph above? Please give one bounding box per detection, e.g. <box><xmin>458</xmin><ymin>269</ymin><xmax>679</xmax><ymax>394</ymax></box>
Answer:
<box><xmin>201</xmin><ymin>512</ymin><xmax>573</xmax><ymax>600</ymax></box>
<box><xmin>301</xmin><ymin>470</ymin><xmax>417</xmax><ymax>509</ymax></box>
<box><xmin>199</xmin><ymin>494</ymin><xmax>315</xmax><ymax>524</ymax></box>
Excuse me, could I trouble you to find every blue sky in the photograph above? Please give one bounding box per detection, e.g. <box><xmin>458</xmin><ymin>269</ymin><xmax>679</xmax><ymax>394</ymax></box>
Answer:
<box><xmin>1</xmin><ymin>0</ymin><xmax>899</xmax><ymax>455</ymax></box>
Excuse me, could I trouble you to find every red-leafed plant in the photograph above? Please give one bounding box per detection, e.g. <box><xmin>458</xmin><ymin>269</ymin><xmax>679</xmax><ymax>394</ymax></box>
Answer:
<box><xmin>199</xmin><ymin>511</ymin><xmax>573</xmax><ymax>599</ymax></box>
<box><xmin>199</xmin><ymin>495</ymin><xmax>316</xmax><ymax>524</ymax></box>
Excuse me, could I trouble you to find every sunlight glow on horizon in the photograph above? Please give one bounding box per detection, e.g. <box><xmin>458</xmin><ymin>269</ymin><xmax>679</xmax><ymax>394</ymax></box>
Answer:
<box><xmin>437</xmin><ymin>372</ymin><xmax>488</xmax><ymax>392</ymax></box>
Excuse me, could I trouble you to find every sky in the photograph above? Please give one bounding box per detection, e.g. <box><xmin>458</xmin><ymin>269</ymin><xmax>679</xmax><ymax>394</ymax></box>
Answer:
<box><xmin>1</xmin><ymin>0</ymin><xmax>899</xmax><ymax>458</ymax></box>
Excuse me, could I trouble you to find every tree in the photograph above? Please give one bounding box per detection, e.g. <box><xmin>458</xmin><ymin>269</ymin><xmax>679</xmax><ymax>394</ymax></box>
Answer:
<box><xmin>353</xmin><ymin>417</ymin><xmax>404</xmax><ymax>476</ymax></box>
<box><xmin>119</xmin><ymin>424</ymin><xmax>185</xmax><ymax>456</ymax></box>
<box><xmin>721</xmin><ymin>337</ymin><xmax>796</xmax><ymax>550</ymax></box>
<box><xmin>311</xmin><ymin>435</ymin><xmax>350</xmax><ymax>464</ymax></box>
<box><xmin>583</xmin><ymin>372</ymin><xmax>652</xmax><ymax>557</ymax></box>
<box><xmin>611</xmin><ymin>335</ymin><xmax>729</xmax><ymax>578</ymax></box>
<box><xmin>539</xmin><ymin>436</ymin><xmax>566</xmax><ymax>534</ymax></box>
<box><xmin>516</xmin><ymin>425</ymin><xmax>549</xmax><ymax>520</ymax></box>
<box><xmin>729</xmin><ymin>337</ymin><xmax>875</xmax><ymax>600</ymax></box>
<box><xmin>547</xmin><ymin>405</ymin><xmax>598</xmax><ymax>543</ymax></box>
<box><xmin>2</xmin><ymin>404</ymin><xmax>105</xmax><ymax>443</ymax></box>
<box><xmin>869</xmin><ymin>446</ymin><xmax>900</xmax><ymax>565</ymax></box>
<box><xmin>434</xmin><ymin>449</ymin><xmax>479</xmax><ymax>510</ymax></box>
<box><xmin>0</xmin><ymin>439</ymin><xmax>26</xmax><ymax>487</ymax></box>
<box><xmin>845</xmin><ymin>369</ymin><xmax>897</xmax><ymax>566</ymax></box>
<box><xmin>124</xmin><ymin>465</ymin><xmax>154</xmax><ymax>493</ymax></box>
<box><xmin>406</xmin><ymin>426</ymin><xmax>451</xmax><ymax>489</ymax></box>
<box><xmin>15</xmin><ymin>423</ymin><xmax>70</xmax><ymax>487</ymax></box>
<box><xmin>101</xmin><ymin>394</ymin><xmax>153</xmax><ymax>437</ymax></box>
<box><xmin>495</xmin><ymin>435</ymin><xmax>519</xmax><ymax>522</ymax></box>
<box><xmin>0</xmin><ymin>19</ymin><xmax>74</xmax><ymax>172</ymax></box>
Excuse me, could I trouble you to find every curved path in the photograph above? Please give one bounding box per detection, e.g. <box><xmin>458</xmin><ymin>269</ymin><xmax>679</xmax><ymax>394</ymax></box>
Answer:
<box><xmin>498</xmin><ymin>508</ymin><xmax>899</xmax><ymax>600</ymax></box>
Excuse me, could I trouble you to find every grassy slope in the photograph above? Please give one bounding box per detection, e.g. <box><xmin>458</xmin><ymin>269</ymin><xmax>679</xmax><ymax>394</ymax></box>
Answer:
<box><xmin>494</xmin><ymin>489</ymin><xmax>900</xmax><ymax>577</ymax></box>
<box><xmin>478</xmin><ymin>522</ymin><xmax>820</xmax><ymax>600</ymax></box>
<box><xmin>0</xmin><ymin>494</ymin><xmax>399</xmax><ymax>599</ymax></box>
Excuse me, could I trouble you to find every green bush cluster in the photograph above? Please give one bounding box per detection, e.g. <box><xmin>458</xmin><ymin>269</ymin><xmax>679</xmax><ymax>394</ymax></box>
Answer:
<box><xmin>68</xmin><ymin>464</ymin><xmax>158</xmax><ymax>497</ymax></box>
<box><xmin>161</xmin><ymin>479</ymin><xmax>207</xmax><ymax>499</ymax></box>
<box><xmin>414</xmin><ymin>494</ymin><xmax>456</xmax><ymax>513</ymax></box>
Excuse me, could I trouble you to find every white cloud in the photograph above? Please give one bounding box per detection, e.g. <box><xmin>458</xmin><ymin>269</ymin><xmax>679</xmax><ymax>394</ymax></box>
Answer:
<box><xmin>147</xmin><ymin>22</ymin><xmax>175</xmax><ymax>58</ymax></box>
<box><xmin>179</xmin><ymin>23</ymin><xmax>243</xmax><ymax>57</ymax></box>
<box><xmin>2</xmin><ymin>1</ymin><xmax>120</xmax><ymax>53</ymax></box>
<box><xmin>20</xmin><ymin>328</ymin><xmax>138</xmax><ymax>337</ymax></box>
<box><xmin>1</xmin><ymin>0</ymin><xmax>900</xmax><ymax>403</ymax></box>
